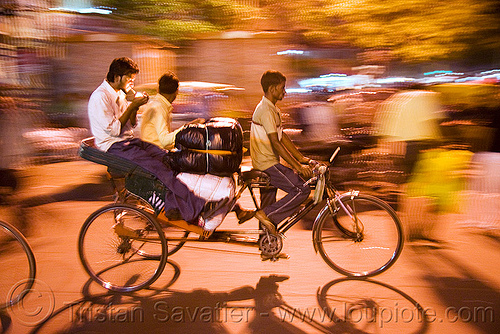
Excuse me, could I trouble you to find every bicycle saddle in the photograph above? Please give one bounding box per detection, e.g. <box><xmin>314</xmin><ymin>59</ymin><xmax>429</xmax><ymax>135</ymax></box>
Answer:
<box><xmin>240</xmin><ymin>169</ymin><xmax>271</xmax><ymax>186</ymax></box>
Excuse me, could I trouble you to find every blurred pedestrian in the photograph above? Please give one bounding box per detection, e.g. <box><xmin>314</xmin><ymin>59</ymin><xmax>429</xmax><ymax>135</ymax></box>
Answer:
<box><xmin>375</xmin><ymin>89</ymin><xmax>444</xmax><ymax>178</ymax></box>
<box><xmin>375</xmin><ymin>88</ymin><xmax>447</xmax><ymax>241</ymax></box>
<box><xmin>0</xmin><ymin>96</ymin><xmax>22</xmax><ymax>184</ymax></box>
<box><xmin>462</xmin><ymin>103</ymin><xmax>500</xmax><ymax>232</ymax></box>
<box><xmin>0</xmin><ymin>95</ymin><xmax>28</xmax><ymax>234</ymax></box>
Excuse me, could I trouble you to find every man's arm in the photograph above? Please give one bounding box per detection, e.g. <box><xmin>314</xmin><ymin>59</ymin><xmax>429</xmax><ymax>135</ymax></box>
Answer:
<box><xmin>156</xmin><ymin>116</ymin><xmax>179</xmax><ymax>150</ymax></box>
<box><xmin>160</xmin><ymin>118</ymin><xmax>204</xmax><ymax>148</ymax></box>
<box><xmin>268</xmin><ymin>132</ymin><xmax>312</xmax><ymax>179</ymax></box>
<box><xmin>281</xmin><ymin>132</ymin><xmax>310</xmax><ymax>164</ymax></box>
<box><xmin>155</xmin><ymin>116</ymin><xmax>203</xmax><ymax>149</ymax></box>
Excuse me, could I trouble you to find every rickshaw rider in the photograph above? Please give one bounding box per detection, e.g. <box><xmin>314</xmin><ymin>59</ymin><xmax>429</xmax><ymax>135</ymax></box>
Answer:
<box><xmin>250</xmin><ymin>70</ymin><xmax>314</xmax><ymax>234</ymax></box>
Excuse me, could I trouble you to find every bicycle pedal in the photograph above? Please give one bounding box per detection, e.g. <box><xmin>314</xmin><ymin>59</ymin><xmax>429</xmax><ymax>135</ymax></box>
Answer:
<box><xmin>277</xmin><ymin>252</ymin><xmax>289</xmax><ymax>259</ymax></box>
<box><xmin>199</xmin><ymin>229</ymin><xmax>213</xmax><ymax>240</ymax></box>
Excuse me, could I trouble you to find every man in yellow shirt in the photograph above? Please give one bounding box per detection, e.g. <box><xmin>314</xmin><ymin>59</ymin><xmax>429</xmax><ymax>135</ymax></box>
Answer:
<box><xmin>140</xmin><ymin>71</ymin><xmax>203</xmax><ymax>149</ymax></box>
<box><xmin>140</xmin><ymin>71</ymin><xmax>254</xmax><ymax>224</ymax></box>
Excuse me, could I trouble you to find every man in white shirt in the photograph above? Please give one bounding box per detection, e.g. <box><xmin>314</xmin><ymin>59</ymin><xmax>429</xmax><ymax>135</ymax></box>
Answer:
<box><xmin>88</xmin><ymin>57</ymin><xmax>225</xmax><ymax>224</ymax></box>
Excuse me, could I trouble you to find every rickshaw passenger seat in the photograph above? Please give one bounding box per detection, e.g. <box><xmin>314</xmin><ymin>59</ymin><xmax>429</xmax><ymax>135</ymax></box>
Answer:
<box><xmin>78</xmin><ymin>137</ymin><xmax>155</xmax><ymax>179</ymax></box>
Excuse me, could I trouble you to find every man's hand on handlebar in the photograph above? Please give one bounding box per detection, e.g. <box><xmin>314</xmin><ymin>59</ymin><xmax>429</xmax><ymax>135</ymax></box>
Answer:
<box><xmin>298</xmin><ymin>163</ymin><xmax>313</xmax><ymax>180</ymax></box>
<box><xmin>302</xmin><ymin>160</ymin><xmax>328</xmax><ymax>186</ymax></box>
<box><xmin>308</xmin><ymin>159</ymin><xmax>321</xmax><ymax>168</ymax></box>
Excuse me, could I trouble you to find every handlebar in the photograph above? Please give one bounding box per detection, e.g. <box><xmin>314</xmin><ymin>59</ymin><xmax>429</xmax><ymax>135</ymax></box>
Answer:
<box><xmin>304</xmin><ymin>164</ymin><xmax>327</xmax><ymax>186</ymax></box>
<box><xmin>329</xmin><ymin>147</ymin><xmax>340</xmax><ymax>163</ymax></box>
<box><xmin>303</xmin><ymin>147</ymin><xmax>339</xmax><ymax>186</ymax></box>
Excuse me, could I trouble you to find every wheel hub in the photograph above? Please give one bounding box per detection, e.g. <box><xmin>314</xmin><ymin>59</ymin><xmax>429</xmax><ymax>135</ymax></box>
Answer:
<box><xmin>259</xmin><ymin>233</ymin><xmax>283</xmax><ymax>257</ymax></box>
<box><xmin>117</xmin><ymin>237</ymin><xmax>132</xmax><ymax>254</ymax></box>
<box><xmin>354</xmin><ymin>233</ymin><xmax>364</xmax><ymax>242</ymax></box>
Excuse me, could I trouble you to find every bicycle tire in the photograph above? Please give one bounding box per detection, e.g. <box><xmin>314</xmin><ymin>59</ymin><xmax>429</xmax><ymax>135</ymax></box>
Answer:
<box><xmin>0</xmin><ymin>220</ymin><xmax>36</xmax><ymax>309</ymax></box>
<box><xmin>78</xmin><ymin>203</ymin><xmax>168</xmax><ymax>292</ymax></box>
<box><xmin>313</xmin><ymin>194</ymin><xmax>403</xmax><ymax>277</ymax></box>
<box><xmin>121</xmin><ymin>192</ymin><xmax>189</xmax><ymax>257</ymax></box>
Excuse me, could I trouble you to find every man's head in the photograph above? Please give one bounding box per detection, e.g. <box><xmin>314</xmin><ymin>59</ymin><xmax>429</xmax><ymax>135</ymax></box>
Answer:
<box><xmin>261</xmin><ymin>70</ymin><xmax>286</xmax><ymax>102</ymax></box>
<box><xmin>106</xmin><ymin>57</ymin><xmax>139</xmax><ymax>93</ymax></box>
<box><xmin>158</xmin><ymin>71</ymin><xmax>179</xmax><ymax>102</ymax></box>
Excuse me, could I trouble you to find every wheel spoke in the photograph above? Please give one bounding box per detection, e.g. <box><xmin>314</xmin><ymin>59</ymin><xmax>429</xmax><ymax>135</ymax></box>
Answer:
<box><xmin>320</xmin><ymin>235</ymin><xmax>353</xmax><ymax>243</ymax></box>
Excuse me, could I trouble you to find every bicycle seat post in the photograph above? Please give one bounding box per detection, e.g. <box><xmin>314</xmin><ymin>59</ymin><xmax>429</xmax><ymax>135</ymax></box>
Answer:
<box><xmin>107</xmin><ymin>169</ymin><xmax>127</xmax><ymax>203</ymax></box>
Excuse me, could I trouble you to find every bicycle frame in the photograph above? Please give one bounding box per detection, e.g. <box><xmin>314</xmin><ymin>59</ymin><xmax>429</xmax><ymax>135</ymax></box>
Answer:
<box><xmin>111</xmin><ymin>141</ymin><xmax>363</xmax><ymax>242</ymax></box>
<box><xmin>113</xmin><ymin>159</ymin><xmax>363</xmax><ymax>253</ymax></box>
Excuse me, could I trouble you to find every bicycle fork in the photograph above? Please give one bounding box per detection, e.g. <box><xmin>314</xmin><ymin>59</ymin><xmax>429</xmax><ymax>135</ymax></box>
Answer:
<box><xmin>326</xmin><ymin>191</ymin><xmax>364</xmax><ymax>241</ymax></box>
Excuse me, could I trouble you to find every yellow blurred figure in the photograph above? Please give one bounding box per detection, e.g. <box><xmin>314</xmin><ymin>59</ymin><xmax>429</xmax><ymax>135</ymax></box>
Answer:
<box><xmin>406</xmin><ymin>148</ymin><xmax>473</xmax><ymax>213</ymax></box>
<box><xmin>375</xmin><ymin>90</ymin><xmax>444</xmax><ymax>177</ymax></box>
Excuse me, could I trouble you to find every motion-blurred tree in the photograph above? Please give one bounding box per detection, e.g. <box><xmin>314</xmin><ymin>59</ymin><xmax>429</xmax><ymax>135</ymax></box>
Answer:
<box><xmin>94</xmin><ymin>0</ymin><xmax>500</xmax><ymax>64</ymax></box>
<box><xmin>263</xmin><ymin>0</ymin><xmax>500</xmax><ymax>64</ymax></box>
<box><xmin>94</xmin><ymin>0</ymin><xmax>259</xmax><ymax>44</ymax></box>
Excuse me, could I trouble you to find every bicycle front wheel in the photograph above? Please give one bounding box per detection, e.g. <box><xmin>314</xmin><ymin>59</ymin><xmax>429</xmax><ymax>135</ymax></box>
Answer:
<box><xmin>0</xmin><ymin>220</ymin><xmax>36</xmax><ymax>310</ymax></box>
<box><xmin>78</xmin><ymin>204</ymin><xmax>168</xmax><ymax>292</ymax></box>
<box><xmin>313</xmin><ymin>194</ymin><xmax>403</xmax><ymax>277</ymax></box>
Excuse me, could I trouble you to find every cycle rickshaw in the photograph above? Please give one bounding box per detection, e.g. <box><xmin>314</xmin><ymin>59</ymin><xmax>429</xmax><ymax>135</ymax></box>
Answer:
<box><xmin>78</xmin><ymin>137</ymin><xmax>403</xmax><ymax>292</ymax></box>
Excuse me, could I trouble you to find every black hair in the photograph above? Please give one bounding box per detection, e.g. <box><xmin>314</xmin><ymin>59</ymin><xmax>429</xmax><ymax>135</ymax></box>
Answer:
<box><xmin>261</xmin><ymin>70</ymin><xmax>286</xmax><ymax>93</ymax></box>
<box><xmin>106</xmin><ymin>57</ymin><xmax>139</xmax><ymax>82</ymax></box>
<box><xmin>158</xmin><ymin>71</ymin><xmax>179</xmax><ymax>95</ymax></box>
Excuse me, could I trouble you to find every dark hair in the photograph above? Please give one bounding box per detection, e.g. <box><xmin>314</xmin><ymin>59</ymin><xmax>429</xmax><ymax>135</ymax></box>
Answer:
<box><xmin>158</xmin><ymin>71</ymin><xmax>179</xmax><ymax>95</ymax></box>
<box><xmin>261</xmin><ymin>70</ymin><xmax>286</xmax><ymax>93</ymax></box>
<box><xmin>106</xmin><ymin>57</ymin><xmax>139</xmax><ymax>82</ymax></box>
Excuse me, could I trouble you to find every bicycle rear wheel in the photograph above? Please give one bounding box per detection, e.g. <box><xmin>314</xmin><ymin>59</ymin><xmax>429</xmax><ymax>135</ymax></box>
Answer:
<box><xmin>78</xmin><ymin>204</ymin><xmax>167</xmax><ymax>292</ymax></box>
<box><xmin>313</xmin><ymin>194</ymin><xmax>403</xmax><ymax>277</ymax></box>
<box><xmin>0</xmin><ymin>220</ymin><xmax>36</xmax><ymax>310</ymax></box>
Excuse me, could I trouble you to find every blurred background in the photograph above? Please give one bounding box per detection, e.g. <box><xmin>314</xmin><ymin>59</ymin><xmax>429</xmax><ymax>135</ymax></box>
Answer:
<box><xmin>1</xmin><ymin>0</ymin><xmax>500</xmax><ymax>238</ymax></box>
